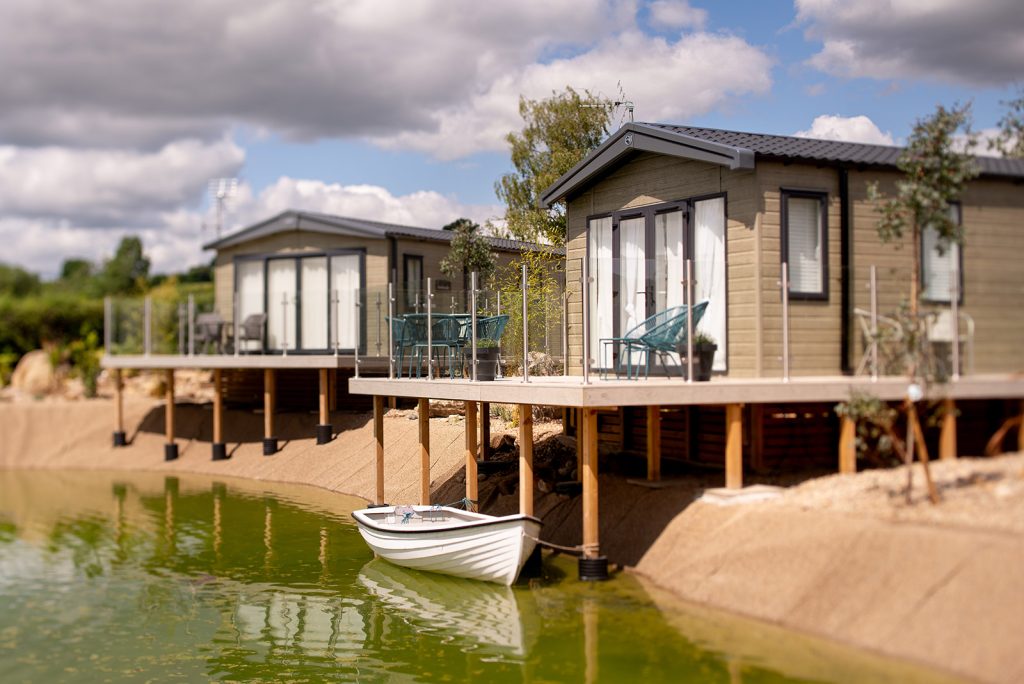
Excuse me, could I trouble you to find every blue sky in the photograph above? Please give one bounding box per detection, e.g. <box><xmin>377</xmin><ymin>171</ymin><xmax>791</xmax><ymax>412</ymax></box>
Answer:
<box><xmin>1</xmin><ymin>0</ymin><xmax>1020</xmax><ymax>275</ymax></box>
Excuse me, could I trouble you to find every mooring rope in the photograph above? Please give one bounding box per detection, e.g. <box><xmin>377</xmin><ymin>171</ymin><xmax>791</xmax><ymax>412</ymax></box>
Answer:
<box><xmin>526</xmin><ymin>533</ymin><xmax>586</xmax><ymax>557</ymax></box>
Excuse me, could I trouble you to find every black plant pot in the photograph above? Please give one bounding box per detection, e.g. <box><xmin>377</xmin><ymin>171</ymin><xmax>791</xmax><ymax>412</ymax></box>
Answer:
<box><xmin>695</xmin><ymin>344</ymin><xmax>717</xmax><ymax>381</ymax></box>
<box><xmin>467</xmin><ymin>347</ymin><xmax>500</xmax><ymax>381</ymax></box>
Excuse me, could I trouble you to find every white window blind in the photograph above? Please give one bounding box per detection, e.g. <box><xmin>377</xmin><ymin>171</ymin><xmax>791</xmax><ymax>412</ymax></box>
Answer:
<box><xmin>588</xmin><ymin>217</ymin><xmax>613</xmax><ymax>369</ymax></box>
<box><xmin>654</xmin><ymin>210</ymin><xmax>684</xmax><ymax>313</ymax></box>
<box><xmin>923</xmin><ymin>205</ymin><xmax>961</xmax><ymax>302</ymax></box>
<box><xmin>786</xmin><ymin>196</ymin><xmax>823</xmax><ymax>295</ymax></box>
<box><xmin>300</xmin><ymin>257</ymin><xmax>327</xmax><ymax>350</ymax></box>
<box><xmin>267</xmin><ymin>260</ymin><xmax>297</xmax><ymax>351</ymax></box>
<box><xmin>331</xmin><ymin>254</ymin><xmax>360</xmax><ymax>350</ymax></box>
<box><xmin>695</xmin><ymin>197</ymin><xmax>727</xmax><ymax>370</ymax></box>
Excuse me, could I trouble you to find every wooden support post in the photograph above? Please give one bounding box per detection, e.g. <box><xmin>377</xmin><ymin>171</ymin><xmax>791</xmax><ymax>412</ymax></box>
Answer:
<box><xmin>480</xmin><ymin>401</ymin><xmax>491</xmax><ymax>461</ymax></box>
<box><xmin>263</xmin><ymin>369</ymin><xmax>277</xmax><ymax>455</ymax></box>
<box><xmin>112</xmin><ymin>369</ymin><xmax>126</xmax><ymax>446</ymax></box>
<box><xmin>582</xmin><ymin>406</ymin><xmax>599</xmax><ymax>558</ymax></box>
<box><xmin>646</xmin><ymin>405</ymin><xmax>661</xmax><ymax>482</ymax></box>
<box><xmin>164</xmin><ymin>369</ymin><xmax>178</xmax><ymax>460</ymax></box>
<box><xmin>519</xmin><ymin>404</ymin><xmax>534</xmax><ymax>516</ymax></box>
<box><xmin>211</xmin><ymin>368</ymin><xmax>226</xmax><ymax>460</ymax></box>
<box><xmin>940</xmin><ymin>398</ymin><xmax>957</xmax><ymax>461</ymax></box>
<box><xmin>373</xmin><ymin>395</ymin><xmax>385</xmax><ymax>505</ymax></box>
<box><xmin>576</xmin><ymin>407</ymin><xmax>584</xmax><ymax>478</ymax></box>
<box><xmin>725</xmin><ymin>403</ymin><xmax>743</xmax><ymax>489</ymax></box>
<box><xmin>316</xmin><ymin>368</ymin><xmax>332</xmax><ymax>445</ymax></box>
<box><xmin>465</xmin><ymin>400</ymin><xmax>478</xmax><ymax>506</ymax></box>
<box><xmin>1019</xmin><ymin>400</ymin><xmax>1024</xmax><ymax>454</ymax></box>
<box><xmin>418</xmin><ymin>398</ymin><xmax>430</xmax><ymax>505</ymax></box>
<box><xmin>839</xmin><ymin>416</ymin><xmax>856</xmax><ymax>474</ymax></box>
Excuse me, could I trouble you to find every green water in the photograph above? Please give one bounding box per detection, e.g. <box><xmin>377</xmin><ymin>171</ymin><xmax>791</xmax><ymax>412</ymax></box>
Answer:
<box><xmin>0</xmin><ymin>470</ymin><xmax>956</xmax><ymax>683</ymax></box>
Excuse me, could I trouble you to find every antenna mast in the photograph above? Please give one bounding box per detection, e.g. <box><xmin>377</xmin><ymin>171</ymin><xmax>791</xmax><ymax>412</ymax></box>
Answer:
<box><xmin>207</xmin><ymin>178</ymin><xmax>238</xmax><ymax>238</ymax></box>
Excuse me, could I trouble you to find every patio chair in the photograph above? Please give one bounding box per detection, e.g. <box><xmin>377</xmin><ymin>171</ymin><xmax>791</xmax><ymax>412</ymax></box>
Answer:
<box><xmin>456</xmin><ymin>314</ymin><xmax>510</xmax><ymax>377</ymax></box>
<box><xmin>405</xmin><ymin>315</ymin><xmax>462</xmax><ymax>378</ymax></box>
<box><xmin>599</xmin><ymin>306</ymin><xmax>686</xmax><ymax>379</ymax></box>
<box><xmin>237</xmin><ymin>313</ymin><xmax>267</xmax><ymax>354</ymax></box>
<box><xmin>386</xmin><ymin>316</ymin><xmax>415</xmax><ymax>377</ymax></box>
<box><xmin>626</xmin><ymin>300</ymin><xmax>708</xmax><ymax>379</ymax></box>
<box><xmin>927</xmin><ymin>309</ymin><xmax>975</xmax><ymax>375</ymax></box>
<box><xmin>194</xmin><ymin>312</ymin><xmax>225</xmax><ymax>354</ymax></box>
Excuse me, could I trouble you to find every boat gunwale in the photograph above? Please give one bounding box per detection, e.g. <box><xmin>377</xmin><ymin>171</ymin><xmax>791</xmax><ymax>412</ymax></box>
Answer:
<box><xmin>352</xmin><ymin>506</ymin><xmax>542</xmax><ymax>535</ymax></box>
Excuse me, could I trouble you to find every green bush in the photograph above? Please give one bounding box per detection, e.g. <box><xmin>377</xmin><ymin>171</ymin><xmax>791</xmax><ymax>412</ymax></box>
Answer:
<box><xmin>0</xmin><ymin>293</ymin><xmax>104</xmax><ymax>359</ymax></box>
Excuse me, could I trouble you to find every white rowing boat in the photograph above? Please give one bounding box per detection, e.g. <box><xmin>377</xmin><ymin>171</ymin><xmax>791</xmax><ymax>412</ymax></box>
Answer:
<box><xmin>351</xmin><ymin>505</ymin><xmax>542</xmax><ymax>586</ymax></box>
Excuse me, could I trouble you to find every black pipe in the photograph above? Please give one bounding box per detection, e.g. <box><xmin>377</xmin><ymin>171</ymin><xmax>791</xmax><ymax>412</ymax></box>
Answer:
<box><xmin>839</xmin><ymin>166</ymin><xmax>852</xmax><ymax>374</ymax></box>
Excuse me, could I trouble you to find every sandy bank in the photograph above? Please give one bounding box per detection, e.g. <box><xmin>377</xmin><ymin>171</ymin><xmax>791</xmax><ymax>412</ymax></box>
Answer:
<box><xmin>636</xmin><ymin>458</ymin><xmax>1024</xmax><ymax>684</ymax></box>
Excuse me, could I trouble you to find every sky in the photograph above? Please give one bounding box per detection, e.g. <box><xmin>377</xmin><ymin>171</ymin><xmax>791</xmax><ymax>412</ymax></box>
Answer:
<box><xmin>2</xmin><ymin>0</ymin><xmax>1021</xmax><ymax>278</ymax></box>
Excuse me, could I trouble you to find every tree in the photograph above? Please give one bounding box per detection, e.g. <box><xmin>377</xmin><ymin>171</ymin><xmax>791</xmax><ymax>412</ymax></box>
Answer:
<box><xmin>868</xmin><ymin>103</ymin><xmax>978</xmax><ymax>317</ymax></box>
<box><xmin>989</xmin><ymin>89</ymin><xmax>1024</xmax><ymax>158</ymax></box>
<box><xmin>0</xmin><ymin>263</ymin><xmax>41</xmax><ymax>297</ymax></box>
<box><xmin>99</xmin><ymin>236</ymin><xmax>150</xmax><ymax>295</ymax></box>
<box><xmin>439</xmin><ymin>218</ymin><xmax>496</xmax><ymax>291</ymax></box>
<box><xmin>495</xmin><ymin>87</ymin><xmax>612</xmax><ymax>246</ymax></box>
<box><xmin>59</xmin><ymin>258</ymin><xmax>94</xmax><ymax>283</ymax></box>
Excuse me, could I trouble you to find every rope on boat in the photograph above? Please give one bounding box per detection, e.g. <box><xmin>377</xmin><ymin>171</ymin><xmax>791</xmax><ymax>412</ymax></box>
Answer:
<box><xmin>442</xmin><ymin>497</ymin><xmax>477</xmax><ymax>511</ymax></box>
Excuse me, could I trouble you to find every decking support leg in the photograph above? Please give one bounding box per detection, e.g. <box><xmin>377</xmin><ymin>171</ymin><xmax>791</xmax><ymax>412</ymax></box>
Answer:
<box><xmin>646</xmin><ymin>405</ymin><xmax>661</xmax><ymax>482</ymax></box>
<box><xmin>576</xmin><ymin>408</ymin><xmax>584</xmax><ymax>478</ymax></box>
<box><xmin>519</xmin><ymin>404</ymin><xmax>534</xmax><ymax>516</ymax></box>
<box><xmin>211</xmin><ymin>369</ymin><xmax>226</xmax><ymax>460</ymax></box>
<box><xmin>263</xmin><ymin>369</ymin><xmax>277</xmax><ymax>455</ymax></box>
<box><xmin>374</xmin><ymin>395</ymin><xmax>385</xmax><ymax>505</ymax></box>
<box><xmin>112</xmin><ymin>369</ymin><xmax>127</xmax><ymax>447</ymax></box>
<box><xmin>1019</xmin><ymin>400</ymin><xmax>1024</xmax><ymax>453</ymax></box>
<box><xmin>480</xmin><ymin>402</ymin><xmax>491</xmax><ymax>461</ymax></box>
<box><xmin>418</xmin><ymin>398</ymin><xmax>430</xmax><ymax>505</ymax></box>
<box><xmin>579</xmin><ymin>406</ymin><xmax>608</xmax><ymax>580</ymax></box>
<box><xmin>725</xmin><ymin>403</ymin><xmax>743</xmax><ymax>489</ymax></box>
<box><xmin>164</xmin><ymin>369</ymin><xmax>178</xmax><ymax>461</ymax></box>
<box><xmin>940</xmin><ymin>398</ymin><xmax>957</xmax><ymax>461</ymax></box>
<box><xmin>839</xmin><ymin>416</ymin><xmax>857</xmax><ymax>474</ymax></box>
<box><xmin>465</xmin><ymin>400</ymin><xmax>478</xmax><ymax>506</ymax></box>
<box><xmin>316</xmin><ymin>368</ymin><xmax>332</xmax><ymax>445</ymax></box>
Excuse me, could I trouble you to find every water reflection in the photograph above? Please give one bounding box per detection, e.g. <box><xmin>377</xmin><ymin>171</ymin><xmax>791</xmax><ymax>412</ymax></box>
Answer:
<box><xmin>0</xmin><ymin>470</ymin><xmax>960</xmax><ymax>684</ymax></box>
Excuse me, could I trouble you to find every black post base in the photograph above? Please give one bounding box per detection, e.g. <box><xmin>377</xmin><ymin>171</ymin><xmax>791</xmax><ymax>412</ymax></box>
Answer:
<box><xmin>211</xmin><ymin>442</ymin><xmax>228</xmax><ymax>461</ymax></box>
<box><xmin>113</xmin><ymin>431</ymin><xmax>127</xmax><ymax>447</ymax></box>
<box><xmin>164</xmin><ymin>443</ymin><xmax>179</xmax><ymax>461</ymax></box>
<box><xmin>578</xmin><ymin>555</ymin><xmax>610</xmax><ymax>581</ymax></box>
<box><xmin>522</xmin><ymin>545</ymin><xmax>543</xmax><ymax>579</ymax></box>
<box><xmin>316</xmin><ymin>424</ymin><xmax>333</xmax><ymax>445</ymax></box>
<box><xmin>263</xmin><ymin>437</ymin><xmax>278</xmax><ymax>456</ymax></box>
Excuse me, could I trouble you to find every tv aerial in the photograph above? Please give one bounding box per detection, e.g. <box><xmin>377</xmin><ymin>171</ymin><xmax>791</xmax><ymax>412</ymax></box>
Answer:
<box><xmin>205</xmin><ymin>178</ymin><xmax>238</xmax><ymax>238</ymax></box>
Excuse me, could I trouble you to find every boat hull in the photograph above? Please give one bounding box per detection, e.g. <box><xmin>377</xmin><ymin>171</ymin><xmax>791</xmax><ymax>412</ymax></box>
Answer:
<box><xmin>352</xmin><ymin>506</ymin><xmax>542</xmax><ymax>585</ymax></box>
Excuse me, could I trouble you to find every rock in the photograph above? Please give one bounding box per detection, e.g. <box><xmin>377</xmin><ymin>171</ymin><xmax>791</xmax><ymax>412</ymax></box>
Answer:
<box><xmin>10</xmin><ymin>350</ymin><xmax>55</xmax><ymax>395</ymax></box>
<box><xmin>490</xmin><ymin>433</ymin><xmax>516</xmax><ymax>451</ymax></box>
<box><xmin>527</xmin><ymin>351</ymin><xmax>558</xmax><ymax>376</ymax></box>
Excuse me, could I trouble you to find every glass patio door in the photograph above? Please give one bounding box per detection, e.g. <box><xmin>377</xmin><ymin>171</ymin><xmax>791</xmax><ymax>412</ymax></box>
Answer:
<box><xmin>330</xmin><ymin>254</ymin><xmax>360</xmax><ymax>351</ymax></box>
<box><xmin>617</xmin><ymin>216</ymin><xmax>647</xmax><ymax>338</ymax></box>
<box><xmin>267</xmin><ymin>259</ymin><xmax>297</xmax><ymax>352</ymax></box>
<box><xmin>300</xmin><ymin>257</ymin><xmax>328</xmax><ymax>351</ymax></box>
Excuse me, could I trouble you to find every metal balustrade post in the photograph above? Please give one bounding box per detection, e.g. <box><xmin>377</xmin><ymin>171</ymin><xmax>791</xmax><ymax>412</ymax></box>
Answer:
<box><xmin>387</xmin><ymin>283</ymin><xmax>395</xmax><ymax>379</ymax></box>
<box><xmin>562</xmin><ymin>288</ymin><xmax>569</xmax><ymax>377</ymax></box>
<box><xmin>331</xmin><ymin>289</ymin><xmax>339</xmax><ymax>357</ymax></box>
<box><xmin>233</xmin><ymin>292</ymin><xmax>240</xmax><ymax>357</ymax></box>
<box><xmin>144</xmin><ymin>297</ymin><xmax>152</xmax><ymax>356</ymax></box>
<box><xmin>281</xmin><ymin>292</ymin><xmax>289</xmax><ymax>356</ymax></box>
<box><xmin>686</xmin><ymin>259</ymin><xmax>694</xmax><ymax>384</ymax></box>
<box><xmin>951</xmin><ymin>262</ymin><xmax>960</xmax><ymax>380</ymax></box>
<box><xmin>582</xmin><ymin>258</ymin><xmax>590</xmax><ymax>385</ymax></box>
<box><xmin>187</xmin><ymin>295</ymin><xmax>195</xmax><ymax>356</ymax></box>
<box><xmin>354</xmin><ymin>288</ymin><xmax>361</xmax><ymax>378</ymax></box>
<box><xmin>376</xmin><ymin>292</ymin><xmax>382</xmax><ymax>356</ymax></box>
<box><xmin>103</xmin><ymin>296</ymin><xmax>112</xmax><ymax>355</ymax></box>
<box><xmin>870</xmin><ymin>265</ymin><xmax>879</xmax><ymax>381</ymax></box>
<box><xmin>426</xmin><ymin>277</ymin><xmax>433</xmax><ymax>379</ymax></box>
<box><xmin>521</xmin><ymin>264</ymin><xmax>529</xmax><ymax>383</ymax></box>
<box><xmin>471</xmin><ymin>271</ymin><xmax>478</xmax><ymax>382</ymax></box>
<box><xmin>781</xmin><ymin>261</ymin><xmax>790</xmax><ymax>382</ymax></box>
<box><xmin>178</xmin><ymin>302</ymin><xmax>186</xmax><ymax>355</ymax></box>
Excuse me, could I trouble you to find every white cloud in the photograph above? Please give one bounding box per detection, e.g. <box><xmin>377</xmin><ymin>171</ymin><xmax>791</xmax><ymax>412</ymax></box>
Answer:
<box><xmin>796</xmin><ymin>0</ymin><xmax>1024</xmax><ymax>85</ymax></box>
<box><xmin>794</xmin><ymin>114</ymin><xmax>895</xmax><ymax>145</ymax></box>
<box><xmin>372</xmin><ymin>30</ymin><xmax>774</xmax><ymax>159</ymax></box>
<box><xmin>649</xmin><ymin>1</ymin><xmax>707</xmax><ymax>30</ymax></box>
<box><xmin>0</xmin><ymin>138</ymin><xmax>244</xmax><ymax>225</ymax></box>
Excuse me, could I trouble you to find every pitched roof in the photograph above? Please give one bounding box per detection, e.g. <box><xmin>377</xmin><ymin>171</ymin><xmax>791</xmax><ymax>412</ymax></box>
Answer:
<box><xmin>540</xmin><ymin>122</ymin><xmax>1024</xmax><ymax>206</ymax></box>
<box><xmin>203</xmin><ymin>210</ymin><xmax>559</xmax><ymax>254</ymax></box>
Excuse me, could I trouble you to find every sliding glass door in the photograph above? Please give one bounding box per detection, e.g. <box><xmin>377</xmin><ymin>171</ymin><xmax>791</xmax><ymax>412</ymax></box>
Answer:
<box><xmin>330</xmin><ymin>254</ymin><xmax>360</xmax><ymax>351</ymax></box>
<box><xmin>300</xmin><ymin>257</ymin><xmax>328</xmax><ymax>351</ymax></box>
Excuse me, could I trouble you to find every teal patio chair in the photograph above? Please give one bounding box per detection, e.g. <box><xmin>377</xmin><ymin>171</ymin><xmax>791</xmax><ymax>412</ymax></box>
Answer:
<box><xmin>599</xmin><ymin>306</ymin><xmax>686</xmax><ymax>379</ymax></box>
<box><xmin>406</xmin><ymin>315</ymin><xmax>462</xmax><ymax>378</ymax></box>
<box><xmin>622</xmin><ymin>300</ymin><xmax>709</xmax><ymax>379</ymax></box>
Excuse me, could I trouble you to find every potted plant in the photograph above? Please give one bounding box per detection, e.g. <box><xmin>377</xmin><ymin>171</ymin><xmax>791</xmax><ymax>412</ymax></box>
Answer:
<box><xmin>693</xmin><ymin>331</ymin><xmax>717</xmax><ymax>381</ymax></box>
<box><xmin>467</xmin><ymin>339</ymin><xmax>501</xmax><ymax>381</ymax></box>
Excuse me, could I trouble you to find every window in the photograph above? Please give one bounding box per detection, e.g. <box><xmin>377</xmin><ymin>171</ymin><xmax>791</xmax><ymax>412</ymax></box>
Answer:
<box><xmin>403</xmin><ymin>255</ymin><xmax>423</xmax><ymax>312</ymax></box>
<box><xmin>922</xmin><ymin>203</ymin><xmax>963</xmax><ymax>303</ymax></box>
<box><xmin>781</xmin><ymin>190</ymin><xmax>828</xmax><ymax>299</ymax></box>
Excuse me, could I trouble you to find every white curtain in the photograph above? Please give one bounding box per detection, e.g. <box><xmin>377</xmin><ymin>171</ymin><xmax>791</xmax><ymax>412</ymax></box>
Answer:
<box><xmin>331</xmin><ymin>254</ymin><xmax>360</xmax><ymax>350</ymax></box>
<box><xmin>237</xmin><ymin>260</ymin><xmax>264</xmax><ymax>352</ymax></box>
<box><xmin>787</xmin><ymin>197</ymin><xmax>823</xmax><ymax>295</ymax></box>
<box><xmin>588</xmin><ymin>217</ymin><xmax>613</xmax><ymax>369</ymax></box>
<box><xmin>695</xmin><ymin>197</ymin><xmax>727</xmax><ymax>370</ymax></box>
<box><xmin>267</xmin><ymin>260</ymin><xmax>296</xmax><ymax>351</ymax></box>
<box><xmin>618</xmin><ymin>216</ymin><xmax>646</xmax><ymax>335</ymax></box>
<box><xmin>300</xmin><ymin>257</ymin><xmax>327</xmax><ymax>350</ymax></box>
<box><xmin>923</xmin><ymin>205</ymin><xmax>961</xmax><ymax>302</ymax></box>
<box><xmin>655</xmin><ymin>210</ymin><xmax>685</xmax><ymax>312</ymax></box>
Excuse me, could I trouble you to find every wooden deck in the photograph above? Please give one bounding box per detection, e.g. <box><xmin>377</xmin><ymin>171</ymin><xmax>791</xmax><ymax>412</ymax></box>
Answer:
<box><xmin>348</xmin><ymin>373</ymin><xmax>1024</xmax><ymax>407</ymax></box>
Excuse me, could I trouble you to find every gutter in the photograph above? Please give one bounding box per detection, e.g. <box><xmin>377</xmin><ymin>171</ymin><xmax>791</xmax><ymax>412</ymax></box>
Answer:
<box><xmin>839</xmin><ymin>166</ymin><xmax>851</xmax><ymax>375</ymax></box>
